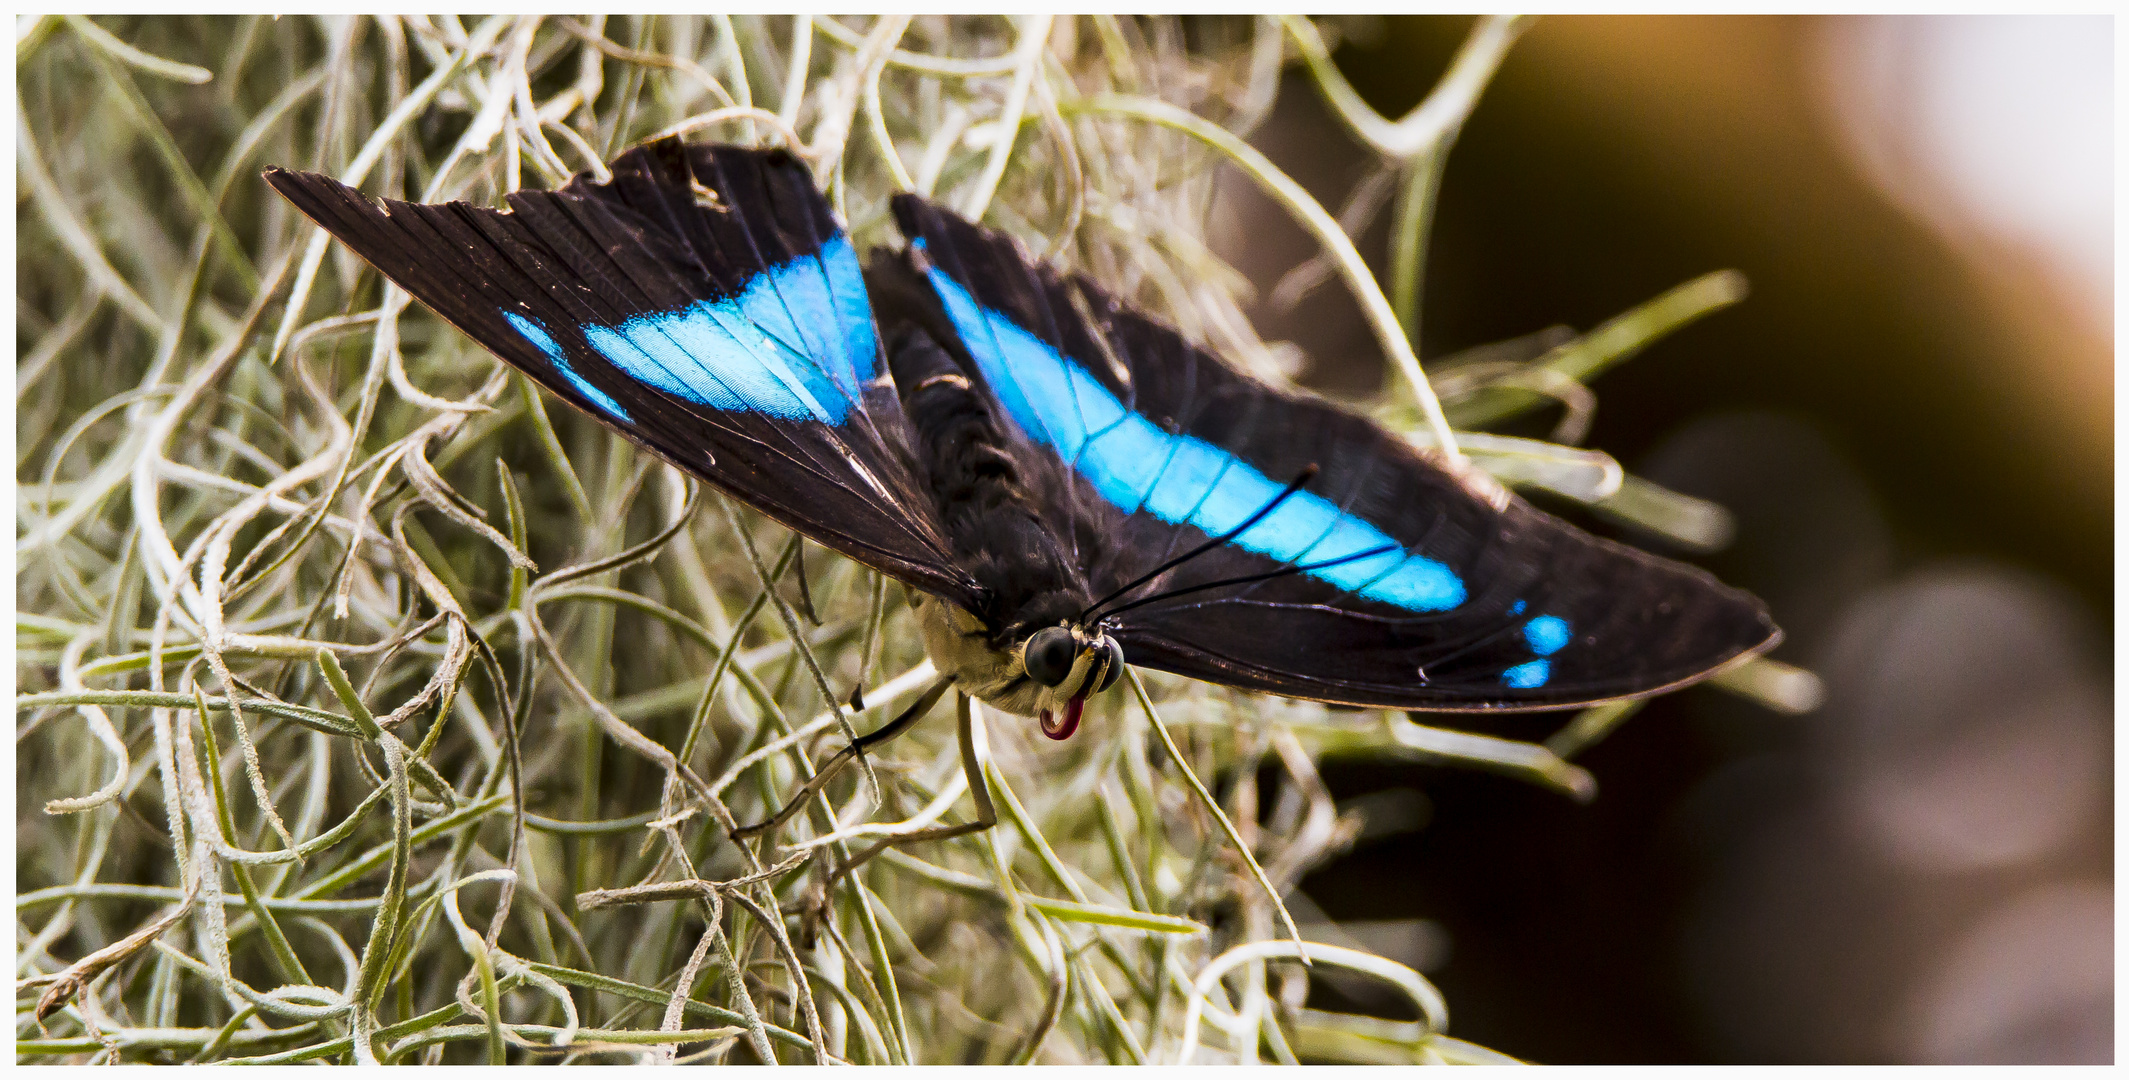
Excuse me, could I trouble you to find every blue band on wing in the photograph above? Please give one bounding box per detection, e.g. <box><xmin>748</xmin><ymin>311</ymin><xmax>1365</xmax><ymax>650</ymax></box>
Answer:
<box><xmin>730</xmin><ymin>233</ymin><xmax>878</xmax><ymax>404</ymax></box>
<box><xmin>505</xmin><ymin>312</ymin><xmax>632</xmax><ymax>422</ymax></box>
<box><xmin>919</xmin><ymin>246</ymin><xmax>1466</xmax><ymax>614</ymax></box>
<box><xmin>506</xmin><ymin>235</ymin><xmax>876</xmax><ymax>425</ymax></box>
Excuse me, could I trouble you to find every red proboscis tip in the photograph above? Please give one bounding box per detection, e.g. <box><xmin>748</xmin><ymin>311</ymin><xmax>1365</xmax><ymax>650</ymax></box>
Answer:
<box><xmin>1040</xmin><ymin>695</ymin><xmax>1085</xmax><ymax>740</ymax></box>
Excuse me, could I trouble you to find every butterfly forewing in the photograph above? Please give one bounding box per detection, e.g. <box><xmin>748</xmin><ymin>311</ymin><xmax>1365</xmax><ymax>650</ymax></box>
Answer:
<box><xmin>265</xmin><ymin>140</ymin><xmax>981</xmax><ymax>609</ymax></box>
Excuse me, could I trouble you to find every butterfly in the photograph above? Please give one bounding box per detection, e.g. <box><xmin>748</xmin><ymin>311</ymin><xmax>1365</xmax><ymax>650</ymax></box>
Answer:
<box><xmin>265</xmin><ymin>137</ymin><xmax>1778</xmax><ymax>755</ymax></box>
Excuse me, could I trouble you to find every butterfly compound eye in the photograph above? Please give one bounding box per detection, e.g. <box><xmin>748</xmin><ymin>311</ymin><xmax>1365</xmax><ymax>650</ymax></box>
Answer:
<box><xmin>1023</xmin><ymin>627</ymin><xmax>1076</xmax><ymax>687</ymax></box>
<box><xmin>1095</xmin><ymin>637</ymin><xmax>1126</xmax><ymax>693</ymax></box>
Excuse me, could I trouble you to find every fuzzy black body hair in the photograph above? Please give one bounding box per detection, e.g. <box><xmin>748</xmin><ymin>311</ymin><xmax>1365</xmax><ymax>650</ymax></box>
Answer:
<box><xmin>884</xmin><ymin>322</ymin><xmax>1092</xmax><ymax>644</ymax></box>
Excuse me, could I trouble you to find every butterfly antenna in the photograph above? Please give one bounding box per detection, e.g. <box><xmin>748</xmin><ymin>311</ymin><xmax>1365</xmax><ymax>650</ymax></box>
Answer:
<box><xmin>1080</xmin><ymin>464</ymin><xmax>1319</xmax><ymax>624</ymax></box>
<box><xmin>1093</xmin><ymin>542</ymin><xmax>1404</xmax><ymax>622</ymax></box>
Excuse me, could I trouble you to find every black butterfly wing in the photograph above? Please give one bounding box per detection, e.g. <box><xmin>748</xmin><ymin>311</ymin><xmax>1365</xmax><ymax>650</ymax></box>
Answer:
<box><xmin>889</xmin><ymin>195</ymin><xmax>1779</xmax><ymax>712</ymax></box>
<box><xmin>266</xmin><ymin>140</ymin><xmax>981</xmax><ymax>609</ymax></box>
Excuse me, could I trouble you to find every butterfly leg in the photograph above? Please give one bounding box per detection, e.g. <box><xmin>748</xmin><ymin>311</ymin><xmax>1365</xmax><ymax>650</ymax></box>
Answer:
<box><xmin>730</xmin><ymin>674</ymin><xmax>954</xmax><ymax>842</ymax></box>
<box><xmin>798</xmin><ymin>691</ymin><xmax>1000</xmax><ymax>946</ymax></box>
<box><xmin>822</xmin><ymin>690</ymin><xmax>998</xmax><ymax>891</ymax></box>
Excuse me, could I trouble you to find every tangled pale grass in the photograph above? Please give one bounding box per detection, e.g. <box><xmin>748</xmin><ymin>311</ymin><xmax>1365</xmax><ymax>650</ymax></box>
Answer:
<box><xmin>16</xmin><ymin>15</ymin><xmax>1819</xmax><ymax>1064</ymax></box>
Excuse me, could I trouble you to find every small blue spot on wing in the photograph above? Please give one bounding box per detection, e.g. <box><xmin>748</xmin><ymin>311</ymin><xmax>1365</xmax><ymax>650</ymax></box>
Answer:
<box><xmin>505</xmin><ymin>312</ymin><xmax>631</xmax><ymax>422</ymax></box>
<box><xmin>1502</xmin><ymin>660</ymin><xmax>1550</xmax><ymax>689</ymax></box>
<box><xmin>1524</xmin><ymin>615</ymin><xmax>1571</xmax><ymax>657</ymax></box>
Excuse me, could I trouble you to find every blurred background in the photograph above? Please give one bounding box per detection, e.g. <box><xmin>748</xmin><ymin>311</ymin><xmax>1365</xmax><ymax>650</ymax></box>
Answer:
<box><xmin>1212</xmin><ymin>14</ymin><xmax>2112</xmax><ymax>1064</ymax></box>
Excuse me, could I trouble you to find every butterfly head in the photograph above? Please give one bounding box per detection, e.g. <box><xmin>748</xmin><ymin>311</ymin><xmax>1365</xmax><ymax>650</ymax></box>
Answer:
<box><xmin>1018</xmin><ymin>624</ymin><xmax>1125</xmax><ymax>741</ymax></box>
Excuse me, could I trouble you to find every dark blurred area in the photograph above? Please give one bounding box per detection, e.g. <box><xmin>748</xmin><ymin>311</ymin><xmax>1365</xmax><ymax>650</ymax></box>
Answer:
<box><xmin>1213</xmin><ymin>15</ymin><xmax>2112</xmax><ymax>1064</ymax></box>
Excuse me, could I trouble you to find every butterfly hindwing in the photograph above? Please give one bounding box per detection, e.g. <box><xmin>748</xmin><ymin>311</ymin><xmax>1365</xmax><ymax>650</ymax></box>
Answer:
<box><xmin>266</xmin><ymin>141</ymin><xmax>981</xmax><ymax>609</ymax></box>
<box><xmin>886</xmin><ymin>194</ymin><xmax>1779</xmax><ymax>711</ymax></box>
